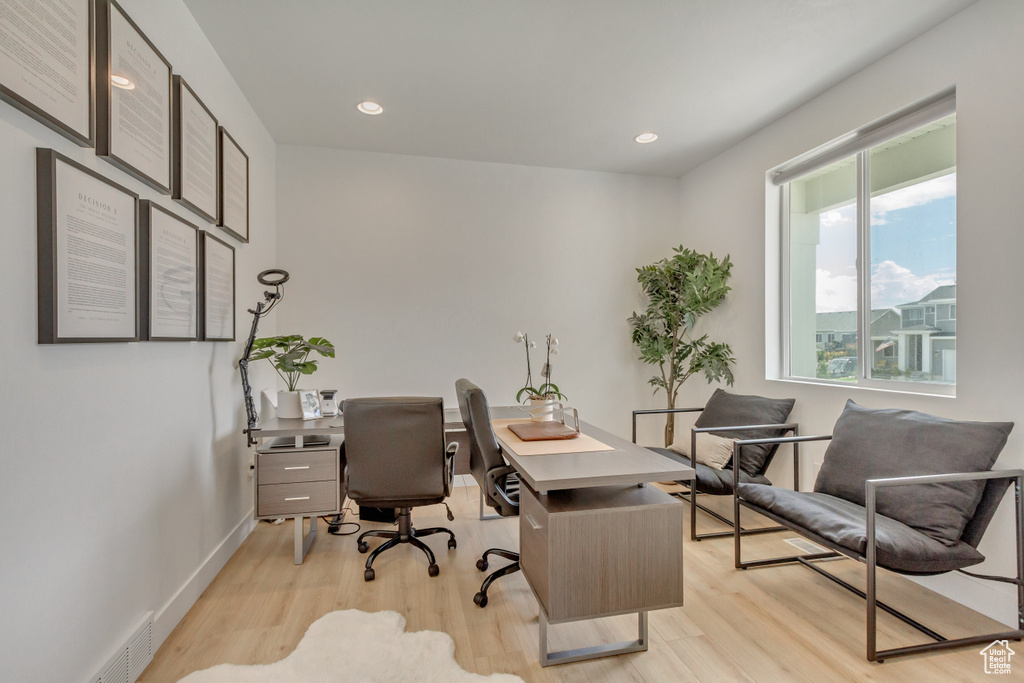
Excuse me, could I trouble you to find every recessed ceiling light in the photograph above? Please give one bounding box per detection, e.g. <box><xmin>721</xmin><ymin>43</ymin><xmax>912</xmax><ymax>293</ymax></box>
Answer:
<box><xmin>111</xmin><ymin>75</ymin><xmax>135</xmax><ymax>90</ymax></box>
<box><xmin>634</xmin><ymin>132</ymin><xmax>658</xmax><ymax>144</ymax></box>
<box><xmin>357</xmin><ymin>101</ymin><xmax>383</xmax><ymax>115</ymax></box>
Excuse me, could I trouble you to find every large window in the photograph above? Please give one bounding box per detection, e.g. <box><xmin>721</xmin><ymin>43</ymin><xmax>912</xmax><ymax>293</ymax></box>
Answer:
<box><xmin>774</xmin><ymin>90</ymin><xmax>956</xmax><ymax>392</ymax></box>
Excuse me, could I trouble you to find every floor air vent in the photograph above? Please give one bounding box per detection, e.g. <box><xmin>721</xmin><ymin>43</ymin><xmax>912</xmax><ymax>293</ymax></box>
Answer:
<box><xmin>93</xmin><ymin>611</ymin><xmax>153</xmax><ymax>683</ymax></box>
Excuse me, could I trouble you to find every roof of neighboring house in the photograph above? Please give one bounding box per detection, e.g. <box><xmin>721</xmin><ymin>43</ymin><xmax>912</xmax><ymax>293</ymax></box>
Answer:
<box><xmin>817</xmin><ymin>310</ymin><xmax>896</xmax><ymax>334</ymax></box>
<box><xmin>870</xmin><ymin>309</ymin><xmax>901</xmax><ymax>338</ymax></box>
<box><xmin>898</xmin><ymin>284</ymin><xmax>957</xmax><ymax>307</ymax></box>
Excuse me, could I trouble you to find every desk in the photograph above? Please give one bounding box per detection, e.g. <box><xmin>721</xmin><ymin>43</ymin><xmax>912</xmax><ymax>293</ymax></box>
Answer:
<box><xmin>250</xmin><ymin>417</ymin><xmax>346</xmax><ymax>564</ymax></box>
<box><xmin>493</xmin><ymin>419</ymin><xmax>695</xmax><ymax>666</ymax></box>
<box><xmin>249</xmin><ymin>410</ymin><xmax>476</xmax><ymax>563</ymax></box>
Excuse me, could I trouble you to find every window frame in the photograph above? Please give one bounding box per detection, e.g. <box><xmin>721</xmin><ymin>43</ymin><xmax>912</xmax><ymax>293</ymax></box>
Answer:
<box><xmin>773</xmin><ymin>89</ymin><xmax>956</xmax><ymax>397</ymax></box>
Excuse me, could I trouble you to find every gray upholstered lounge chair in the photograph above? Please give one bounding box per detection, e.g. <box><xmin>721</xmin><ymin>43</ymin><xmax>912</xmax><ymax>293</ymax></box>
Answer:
<box><xmin>734</xmin><ymin>400</ymin><xmax>1023</xmax><ymax>662</ymax></box>
<box><xmin>633</xmin><ymin>388</ymin><xmax>797</xmax><ymax>540</ymax></box>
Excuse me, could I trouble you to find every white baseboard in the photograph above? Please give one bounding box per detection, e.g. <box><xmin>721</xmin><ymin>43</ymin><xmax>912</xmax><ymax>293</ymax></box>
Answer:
<box><xmin>151</xmin><ymin>510</ymin><xmax>258</xmax><ymax>650</ymax></box>
<box><xmin>910</xmin><ymin>570</ymin><xmax>1018</xmax><ymax>627</ymax></box>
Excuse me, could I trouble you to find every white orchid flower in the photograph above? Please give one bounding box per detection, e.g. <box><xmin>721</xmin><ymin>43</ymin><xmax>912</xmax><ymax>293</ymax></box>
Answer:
<box><xmin>528</xmin><ymin>341</ymin><xmax>537</xmax><ymax>348</ymax></box>
<box><xmin>551</xmin><ymin>347</ymin><xmax>559</xmax><ymax>355</ymax></box>
<box><xmin>514</xmin><ymin>331</ymin><xmax>525</xmax><ymax>343</ymax></box>
<box><xmin>551</xmin><ymin>338</ymin><xmax>559</xmax><ymax>346</ymax></box>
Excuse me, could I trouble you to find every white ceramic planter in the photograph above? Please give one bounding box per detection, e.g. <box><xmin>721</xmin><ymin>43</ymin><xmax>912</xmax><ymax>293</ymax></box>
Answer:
<box><xmin>529</xmin><ymin>396</ymin><xmax>558</xmax><ymax>422</ymax></box>
<box><xmin>277</xmin><ymin>390</ymin><xmax>303</xmax><ymax>419</ymax></box>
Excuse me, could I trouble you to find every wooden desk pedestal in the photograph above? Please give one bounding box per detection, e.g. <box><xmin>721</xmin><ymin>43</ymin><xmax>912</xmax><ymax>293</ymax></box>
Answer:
<box><xmin>254</xmin><ymin>437</ymin><xmax>343</xmax><ymax>564</ymax></box>
<box><xmin>519</xmin><ymin>482</ymin><xmax>684</xmax><ymax>665</ymax></box>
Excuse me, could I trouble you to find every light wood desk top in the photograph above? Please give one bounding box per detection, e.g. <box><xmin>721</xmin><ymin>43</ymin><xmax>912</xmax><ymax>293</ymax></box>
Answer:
<box><xmin>495</xmin><ymin>419</ymin><xmax>695</xmax><ymax>493</ymax></box>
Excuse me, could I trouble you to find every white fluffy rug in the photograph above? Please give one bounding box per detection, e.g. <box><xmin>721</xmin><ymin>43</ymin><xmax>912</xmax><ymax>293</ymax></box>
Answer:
<box><xmin>179</xmin><ymin>609</ymin><xmax>524</xmax><ymax>683</ymax></box>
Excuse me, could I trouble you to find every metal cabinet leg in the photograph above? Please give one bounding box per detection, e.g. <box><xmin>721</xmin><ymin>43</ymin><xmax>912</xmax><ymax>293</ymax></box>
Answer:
<box><xmin>539</xmin><ymin>609</ymin><xmax>648</xmax><ymax>666</ymax></box>
<box><xmin>294</xmin><ymin>515</ymin><xmax>317</xmax><ymax>564</ymax></box>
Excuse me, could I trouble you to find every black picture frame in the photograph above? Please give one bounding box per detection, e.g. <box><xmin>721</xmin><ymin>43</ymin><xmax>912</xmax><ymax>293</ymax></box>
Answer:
<box><xmin>37</xmin><ymin>147</ymin><xmax>140</xmax><ymax>344</ymax></box>
<box><xmin>0</xmin><ymin>0</ymin><xmax>95</xmax><ymax>147</ymax></box>
<box><xmin>172</xmin><ymin>76</ymin><xmax>218</xmax><ymax>223</ymax></box>
<box><xmin>217</xmin><ymin>126</ymin><xmax>249</xmax><ymax>243</ymax></box>
<box><xmin>139</xmin><ymin>201</ymin><xmax>200</xmax><ymax>341</ymax></box>
<box><xmin>199</xmin><ymin>231</ymin><xmax>235</xmax><ymax>341</ymax></box>
<box><xmin>95</xmin><ymin>0</ymin><xmax>173</xmax><ymax>193</ymax></box>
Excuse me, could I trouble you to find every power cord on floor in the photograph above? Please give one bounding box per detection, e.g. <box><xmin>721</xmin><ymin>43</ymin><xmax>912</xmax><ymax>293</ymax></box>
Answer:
<box><xmin>323</xmin><ymin>504</ymin><xmax>361</xmax><ymax>536</ymax></box>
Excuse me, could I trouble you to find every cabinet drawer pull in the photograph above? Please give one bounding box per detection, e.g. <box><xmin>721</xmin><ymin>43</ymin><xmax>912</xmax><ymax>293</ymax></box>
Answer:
<box><xmin>525</xmin><ymin>514</ymin><xmax>542</xmax><ymax>530</ymax></box>
<box><xmin>284</xmin><ymin>466</ymin><xmax>310</xmax><ymax>470</ymax></box>
<box><xmin>285</xmin><ymin>496</ymin><xmax>311</xmax><ymax>501</ymax></box>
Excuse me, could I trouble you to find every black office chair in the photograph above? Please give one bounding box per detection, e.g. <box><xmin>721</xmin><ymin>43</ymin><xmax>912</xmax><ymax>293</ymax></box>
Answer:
<box><xmin>455</xmin><ymin>379</ymin><xmax>520</xmax><ymax>607</ymax></box>
<box><xmin>342</xmin><ymin>397</ymin><xmax>458</xmax><ymax>581</ymax></box>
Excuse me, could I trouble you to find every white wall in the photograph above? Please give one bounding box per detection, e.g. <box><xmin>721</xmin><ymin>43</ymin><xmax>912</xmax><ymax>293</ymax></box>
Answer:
<box><xmin>673</xmin><ymin>0</ymin><xmax>1024</xmax><ymax>624</ymax></box>
<box><xmin>0</xmin><ymin>1</ymin><xmax>277</xmax><ymax>680</ymax></box>
<box><xmin>276</xmin><ymin>147</ymin><xmax>680</xmax><ymax>437</ymax></box>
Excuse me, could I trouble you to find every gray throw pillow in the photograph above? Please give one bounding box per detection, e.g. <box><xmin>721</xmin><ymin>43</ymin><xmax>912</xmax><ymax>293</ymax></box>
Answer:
<box><xmin>814</xmin><ymin>400</ymin><xmax>1013</xmax><ymax>546</ymax></box>
<box><xmin>693</xmin><ymin>389</ymin><xmax>796</xmax><ymax>475</ymax></box>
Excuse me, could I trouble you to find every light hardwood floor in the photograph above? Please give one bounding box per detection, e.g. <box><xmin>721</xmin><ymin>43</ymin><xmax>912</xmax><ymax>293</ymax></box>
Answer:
<box><xmin>139</xmin><ymin>484</ymin><xmax>1010</xmax><ymax>682</ymax></box>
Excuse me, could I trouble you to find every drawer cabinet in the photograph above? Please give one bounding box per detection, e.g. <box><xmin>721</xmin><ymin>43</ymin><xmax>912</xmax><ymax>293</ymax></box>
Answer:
<box><xmin>520</xmin><ymin>482</ymin><xmax>684</xmax><ymax>622</ymax></box>
<box><xmin>254</xmin><ymin>442</ymin><xmax>342</xmax><ymax>521</ymax></box>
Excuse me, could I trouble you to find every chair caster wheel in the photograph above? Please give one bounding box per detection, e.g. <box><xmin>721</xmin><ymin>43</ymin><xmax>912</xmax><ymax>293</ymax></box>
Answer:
<box><xmin>448</xmin><ymin>538</ymin><xmax>457</xmax><ymax>550</ymax></box>
<box><xmin>364</xmin><ymin>568</ymin><xmax>375</xmax><ymax>582</ymax></box>
<box><xmin>357</xmin><ymin>542</ymin><xmax>369</xmax><ymax>554</ymax></box>
<box><xmin>428</xmin><ymin>564</ymin><xmax>440</xmax><ymax>577</ymax></box>
<box><xmin>476</xmin><ymin>559</ymin><xmax>488</xmax><ymax>572</ymax></box>
<box><xmin>473</xmin><ymin>592</ymin><xmax>488</xmax><ymax>607</ymax></box>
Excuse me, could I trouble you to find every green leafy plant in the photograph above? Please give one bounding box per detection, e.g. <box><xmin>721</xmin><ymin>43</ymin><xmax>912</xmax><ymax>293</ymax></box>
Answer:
<box><xmin>629</xmin><ymin>246</ymin><xmax>735</xmax><ymax>446</ymax></box>
<box><xmin>250</xmin><ymin>335</ymin><xmax>335</xmax><ymax>391</ymax></box>
<box><xmin>513</xmin><ymin>332</ymin><xmax>566</xmax><ymax>403</ymax></box>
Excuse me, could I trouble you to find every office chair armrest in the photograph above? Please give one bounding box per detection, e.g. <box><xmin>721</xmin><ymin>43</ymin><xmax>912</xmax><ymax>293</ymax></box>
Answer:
<box><xmin>488</xmin><ymin>465</ymin><xmax>520</xmax><ymax>509</ymax></box>
<box><xmin>444</xmin><ymin>441</ymin><xmax>458</xmax><ymax>497</ymax></box>
<box><xmin>632</xmin><ymin>406</ymin><xmax>704</xmax><ymax>443</ymax></box>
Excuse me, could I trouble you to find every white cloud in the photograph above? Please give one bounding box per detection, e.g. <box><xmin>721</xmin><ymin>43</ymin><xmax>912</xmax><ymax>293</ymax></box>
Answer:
<box><xmin>820</xmin><ymin>209</ymin><xmax>850</xmax><ymax>227</ymax></box>
<box><xmin>870</xmin><ymin>173</ymin><xmax>956</xmax><ymax>224</ymax></box>
<box><xmin>870</xmin><ymin>260</ymin><xmax>955</xmax><ymax>308</ymax></box>
<box><xmin>814</xmin><ymin>261</ymin><xmax>955</xmax><ymax>312</ymax></box>
<box><xmin>815</xmin><ymin>268</ymin><xmax>857</xmax><ymax>313</ymax></box>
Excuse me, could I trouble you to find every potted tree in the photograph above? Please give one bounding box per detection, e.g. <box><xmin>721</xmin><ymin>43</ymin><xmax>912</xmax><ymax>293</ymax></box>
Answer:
<box><xmin>250</xmin><ymin>335</ymin><xmax>335</xmax><ymax>418</ymax></box>
<box><xmin>629</xmin><ymin>246</ymin><xmax>735</xmax><ymax>446</ymax></box>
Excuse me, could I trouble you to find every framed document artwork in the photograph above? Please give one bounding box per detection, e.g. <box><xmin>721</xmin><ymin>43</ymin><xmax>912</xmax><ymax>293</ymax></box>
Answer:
<box><xmin>172</xmin><ymin>76</ymin><xmax>218</xmax><ymax>223</ymax></box>
<box><xmin>139</xmin><ymin>201</ymin><xmax>199</xmax><ymax>341</ymax></box>
<box><xmin>96</xmin><ymin>0</ymin><xmax>172</xmax><ymax>193</ymax></box>
<box><xmin>200</xmin><ymin>231</ymin><xmax>235</xmax><ymax>341</ymax></box>
<box><xmin>218</xmin><ymin>127</ymin><xmax>249</xmax><ymax>242</ymax></box>
<box><xmin>0</xmin><ymin>0</ymin><xmax>94</xmax><ymax>146</ymax></box>
<box><xmin>37</xmin><ymin>148</ymin><xmax>140</xmax><ymax>343</ymax></box>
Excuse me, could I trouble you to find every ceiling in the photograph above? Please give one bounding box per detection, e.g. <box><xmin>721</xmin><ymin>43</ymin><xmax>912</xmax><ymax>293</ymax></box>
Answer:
<box><xmin>182</xmin><ymin>0</ymin><xmax>976</xmax><ymax>178</ymax></box>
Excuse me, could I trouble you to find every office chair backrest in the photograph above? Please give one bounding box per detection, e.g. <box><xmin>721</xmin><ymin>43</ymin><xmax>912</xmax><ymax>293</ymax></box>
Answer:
<box><xmin>342</xmin><ymin>397</ymin><xmax>446</xmax><ymax>506</ymax></box>
<box><xmin>455</xmin><ymin>379</ymin><xmax>514</xmax><ymax>514</ymax></box>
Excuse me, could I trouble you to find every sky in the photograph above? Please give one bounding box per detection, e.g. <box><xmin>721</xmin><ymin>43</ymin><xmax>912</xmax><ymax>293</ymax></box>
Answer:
<box><xmin>814</xmin><ymin>172</ymin><xmax>956</xmax><ymax>312</ymax></box>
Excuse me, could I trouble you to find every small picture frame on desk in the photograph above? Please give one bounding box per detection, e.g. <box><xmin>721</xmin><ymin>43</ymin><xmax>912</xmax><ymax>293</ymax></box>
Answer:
<box><xmin>299</xmin><ymin>389</ymin><xmax>322</xmax><ymax>420</ymax></box>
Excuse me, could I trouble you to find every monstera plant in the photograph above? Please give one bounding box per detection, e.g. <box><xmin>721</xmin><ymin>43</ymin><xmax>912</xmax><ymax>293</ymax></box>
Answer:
<box><xmin>628</xmin><ymin>246</ymin><xmax>735</xmax><ymax>446</ymax></box>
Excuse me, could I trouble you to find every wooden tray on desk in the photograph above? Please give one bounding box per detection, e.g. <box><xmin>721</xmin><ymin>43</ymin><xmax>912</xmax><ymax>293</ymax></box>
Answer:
<box><xmin>507</xmin><ymin>421</ymin><xmax>580</xmax><ymax>441</ymax></box>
